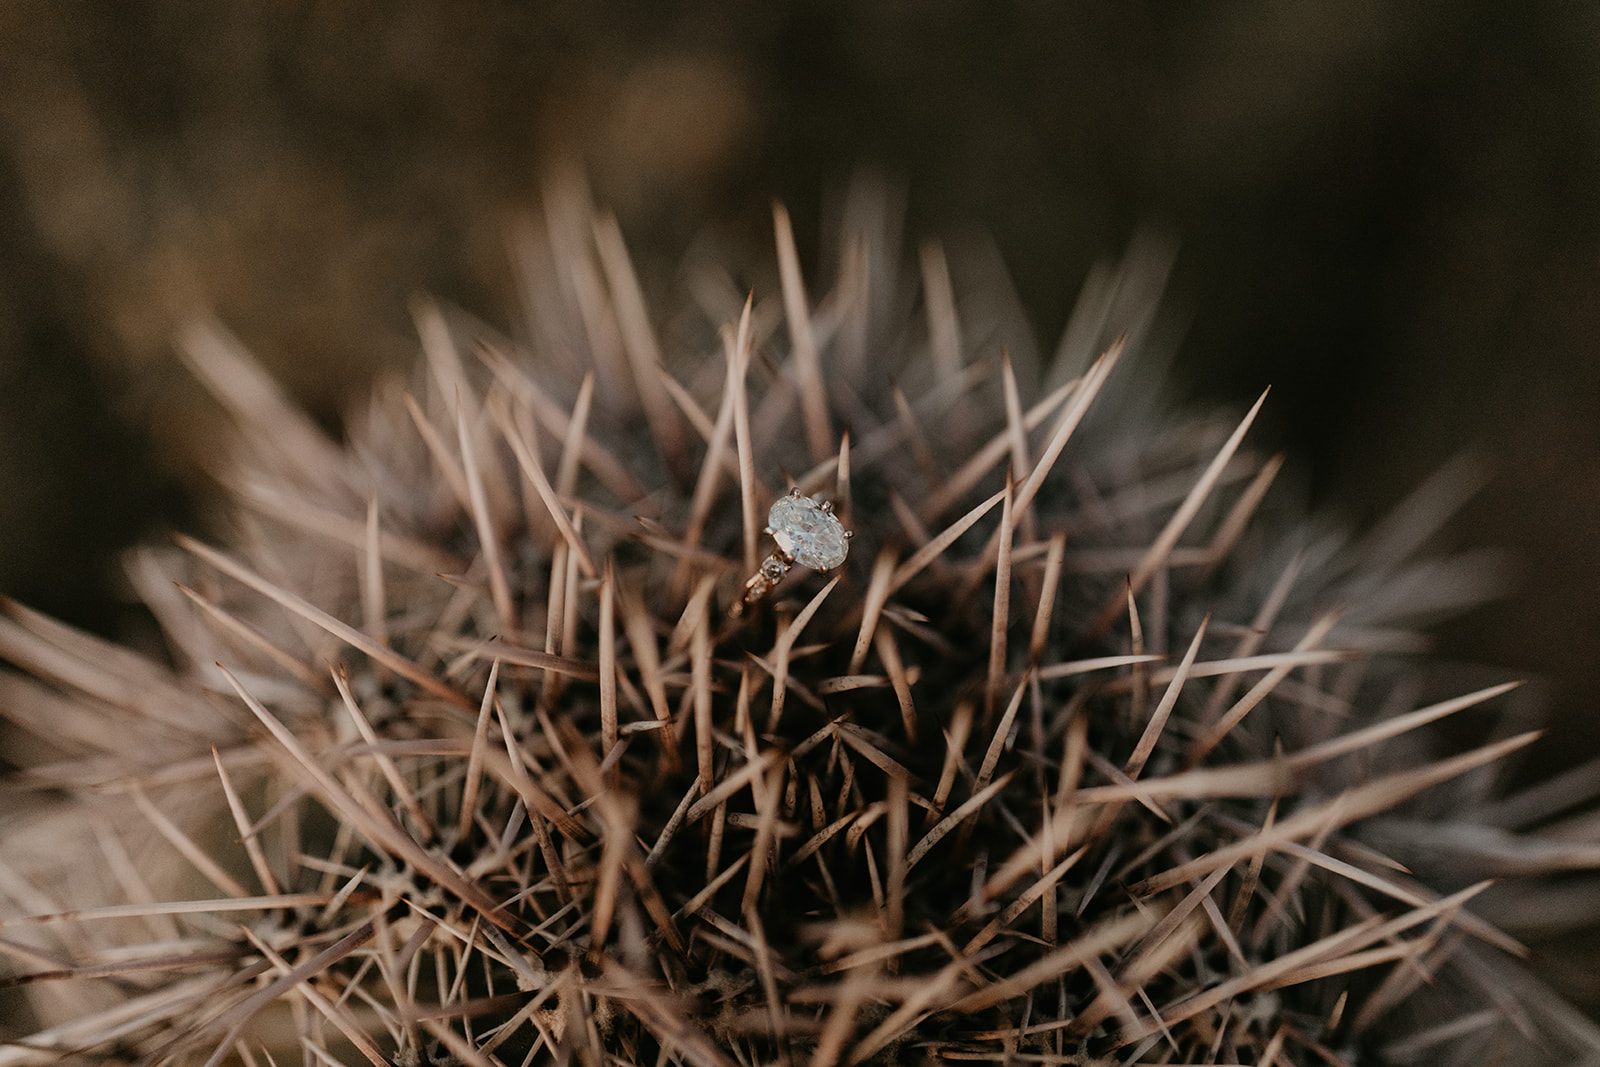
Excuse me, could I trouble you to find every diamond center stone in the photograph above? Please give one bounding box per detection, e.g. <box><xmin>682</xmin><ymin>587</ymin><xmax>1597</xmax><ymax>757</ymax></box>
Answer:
<box><xmin>767</xmin><ymin>494</ymin><xmax>849</xmax><ymax>571</ymax></box>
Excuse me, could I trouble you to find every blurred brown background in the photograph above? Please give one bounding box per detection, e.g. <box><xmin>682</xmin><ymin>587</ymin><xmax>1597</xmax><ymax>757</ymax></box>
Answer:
<box><xmin>1</xmin><ymin>2</ymin><xmax>1598</xmax><ymax>773</ymax></box>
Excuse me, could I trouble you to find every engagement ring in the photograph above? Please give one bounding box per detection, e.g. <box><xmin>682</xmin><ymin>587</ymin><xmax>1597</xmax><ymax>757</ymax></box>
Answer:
<box><xmin>732</xmin><ymin>488</ymin><xmax>852</xmax><ymax>615</ymax></box>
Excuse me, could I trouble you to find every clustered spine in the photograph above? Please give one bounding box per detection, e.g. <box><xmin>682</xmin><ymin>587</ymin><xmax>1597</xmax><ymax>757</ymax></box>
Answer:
<box><xmin>1</xmin><ymin>180</ymin><xmax>1597</xmax><ymax>1066</ymax></box>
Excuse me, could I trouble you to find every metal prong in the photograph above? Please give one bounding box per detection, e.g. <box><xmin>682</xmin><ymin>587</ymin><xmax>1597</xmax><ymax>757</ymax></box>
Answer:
<box><xmin>819</xmin><ymin>501</ymin><xmax>834</xmax><ymax>513</ymax></box>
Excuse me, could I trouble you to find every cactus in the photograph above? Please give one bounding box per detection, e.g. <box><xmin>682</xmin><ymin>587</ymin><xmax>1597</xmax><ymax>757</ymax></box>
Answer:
<box><xmin>2</xmin><ymin>180</ymin><xmax>1596</xmax><ymax>1066</ymax></box>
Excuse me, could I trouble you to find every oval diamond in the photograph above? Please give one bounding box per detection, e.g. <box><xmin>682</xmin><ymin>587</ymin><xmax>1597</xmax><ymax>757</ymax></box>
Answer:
<box><xmin>767</xmin><ymin>493</ymin><xmax>849</xmax><ymax>571</ymax></box>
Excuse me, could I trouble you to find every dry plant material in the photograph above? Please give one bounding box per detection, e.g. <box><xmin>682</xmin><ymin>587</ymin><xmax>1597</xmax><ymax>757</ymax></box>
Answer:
<box><xmin>2</xmin><ymin>181</ymin><xmax>1597</xmax><ymax>1067</ymax></box>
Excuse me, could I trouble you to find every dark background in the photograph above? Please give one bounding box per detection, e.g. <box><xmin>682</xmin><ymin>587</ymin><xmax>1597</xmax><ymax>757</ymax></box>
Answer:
<box><xmin>2</xmin><ymin>5</ymin><xmax>1597</xmax><ymax>786</ymax></box>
